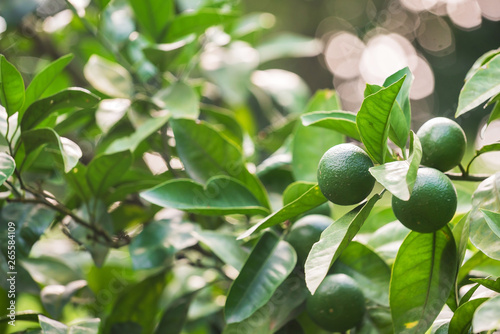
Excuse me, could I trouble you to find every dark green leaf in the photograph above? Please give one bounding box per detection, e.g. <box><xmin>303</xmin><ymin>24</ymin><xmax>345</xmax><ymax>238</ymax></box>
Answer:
<box><xmin>487</xmin><ymin>100</ymin><xmax>500</xmax><ymax>124</ymax></box>
<box><xmin>0</xmin><ymin>55</ymin><xmax>25</xmax><ymax>116</ymax></box>
<box><xmin>384</xmin><ymin>67</ymin><xmax>412</xmax><ymax>149</ymax></box>
<box><xmin>103</xmin><ymin>270</ymin><xmax>167</xmax><ymax>334</ymax></box>
<box><xmin>457</xmin><ymin>53</ymin><xmax>500</xmax><ymax>117</ymax></box>
<box><xmin>472</xmin><ymin>294</ymin><xmax>500</xmax><ymax>332</ymax></box>
<box><xmin>21</xmin><ymin>88</ymin><xmax>99</xmax><ymax>131</ymax></box>
<box><xmin>453</xmin><ymin>213</ymin><xmax>471</xmax><ymax>278</ymax></box>
<box><xmin>304</xmin><ymin>194</ymin><xmax>380</xmax><ymax>293</ymax></box>
<box><xmin>257</xmin><ymin>115</ymin><xmax>297</xmax><ymax>153</ymax></box>
<box><xmin>84</xmin><ymin>55</ymin><xmax>133</xmax><ymax>98</ymax></box>
<box><xmin>449</xmin><ymin>298</ymin><xmax>488</xmax><ymax>334</ymax></box>
<box><xmin>332</xmin><ymin>242</ymin><xmax>391</xmax><ymax>306</ymax></box>
<box><xmin>21</xmin><ymin>54</ymin><xmax>74</xmax><ymax>117</ymax></box>
<box><xmin>171</xmin><ymin>118</ymin><xmax>269</xmax><ymax>208</ymax></box>
<box><xmin>201</xmin><ymin>105</ymin><xmax>243</xmax><ymax>147</ymax></box>
<box><xmin>163</xmin><ymin>9</ymin><xmax>238</xmax><ymax>42</ymax></box>
<box><xmin>469</xmin><ymin>173</ymin><xmax>500</xmax><ymax>260</ymax></box>
<box><xmin>225</xmin><ymin>232</ymin><xmax>296</xmax><ymax>323</ymax></box>
<box><xmin>195</xmin><ymin>231</ymin><xmax>249</xmax><ymax>271</ymax></box>
<box><xmin>369</xmin><ymin>131</ymin><xmax>421</xmax><ymax>200</ymax></box>
<box><xmin>22</xmin><ymin>128</ymin><xmax>82</xmax><ymax>173</ymax></box>
<box><xmin>300</xmin><ymin>110</ymin><xmax>360</xmax><ymax>141</ymax></box>
<box><xmin>470</xmin><ymin>276</ymin><xmax>500</xmax><ymax>293</ymax></box>
<box><xmin>459</xmin><ymin>284</ymin><xmax>480</xmax><ymax>306</ymax></box>
<box><xmin>256</xmin><ymin>33</ymin><xmax>322</xmax><ymax>63</ymax></box>
<box><xmin>86</xmin><ymin>150</ymin><xmax>132</xmax><ymax>198</ymax></box>
<box><xmin>292</xmin><ymin>89</ymin><xmax>344</xmax><ymax>181</ymax></box>
<box><xmin>153</xmin><ymin>81</ymin><xmax>199</xmax><ymax>119</ymax></box>
<box><xmin>282</xmin><ymin>181</ymin><xmax>316</xmax><ymax>205</ymax></box>
<box><xmin>238</xmin><ymin>184</ymin><xmax>327</xmax><ymax>239</ymax></box>
<box><xmin>0</xmin><ymin>152</ymin><xmax>15</xmax><ymax>186</ymax></box>
<box><xmin>356</xmin><ymin>77</ymin><xmax>405</xmax><ymax>164</ymax></box>
<box><xmin>155</xmin><ymin>293</ymin><xmax>195</xmax><ymax>334</ymax></box>
<box><xmin>141</xmin><ymin>176</ymin><xmax>269</xmax><ymax>216</ymax></box>
<box><xmin>390</xmin><ymin>227</ymin><xmax>457</xmax><ymax>333</ymax></box>
<box><xmin>128</xmin><ymin>0</ymin><xmax>174</xmax><ymax>41</ymax></box>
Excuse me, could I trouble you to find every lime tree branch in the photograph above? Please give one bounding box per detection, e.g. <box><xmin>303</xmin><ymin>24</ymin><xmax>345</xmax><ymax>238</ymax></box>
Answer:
<box><xmin>445</xmin><ymin>173</ymin><xmax>489</xmax><ymax>182</ymax></box>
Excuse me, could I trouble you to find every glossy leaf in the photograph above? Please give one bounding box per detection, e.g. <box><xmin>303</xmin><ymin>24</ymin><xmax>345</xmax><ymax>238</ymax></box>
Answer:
<box><xmin>238</xmin><ymin>184</ymin><xmax>326</xmax><ymax>239</ymax></box>
<box><xmin>482</xmin><ymin>209</ymin><xmax>500</xmax><ymax>238</ymax></box>
<box><xmin>476</xmin><ymin>142</ymin><xmax>500</xmax><ymax>155</ymax></box>
<box><xmin>305</xmin><ymin>194</ymin><xmax>381</xmax><ymax>294</ymax></box>
<box><xmin>449</xmin><ymin>298</ymin><xmax>488</xmax><ymax>334</ymax></box>
<box><xmin>300</xmin><ymin>110</ymin><xmax>360</xmax><ymax>141</ymax></box>
<box><xmin>369</xmin><ymin>132</ymin><xmax>422</xmax><ymax>200</ymax></box>
<box><xmin>22</xmin><ymin>128</ymin><xmax>82</xmax><ymax>173</ymax></box>
<box><xmin>141</xmin><ymin>176</ymin><xmax>269</xmax><ymax>216</ymax></box>
<box><xmin>153</xmin><ymin>81</ymin><xmax>199</xmax><ymax>119</ymax></box>
<box><xmin>84</xmin><ymin>55</ymin><xmax>133</xmax><ymax>98</ymax></box>
<box><xmin>0</xmin><ymin>55</ymin><xmax>25</xmax><ymax>116</ymax></box>
<box><xmin>390</xmin><ymin>227</ymin><xmax>457</xmax><ymax>334</ymax></box>
<box><xmin>195</xmin><ymin>231</ymin><xmax>249</xmax><ymax>271</ymax></box>
<box><xmin>465</xmin><ymin>48</ymin><xmax>500</xmax><ymax>81</ymax></box>
<box><xmin>292</xmin><ymin>89</ymin><xmax>344</xmax><ymax>182</ymax></box>
<box><xmin>201</xmin><ymin>105</ymin><xmax>243</xmax><ymax>147</ymax></box>
<box><xmin>282</xmin><ymin>181</ymin><xmax>316</xmax><ymax>205</ymax></box>
<box><xmin>128</xmin><ymin>0</ymin><xmax>174</xmax><ymax>41</ymax></box>
<box><xmin>472</xmin><ymin>294</ymin><xmax>500</xmax><ymax>332</ymax></box>
<box><xmin>86</xmin><ymin>150</ymin><xmax>132</xmax><ymax>198</ymax></box>
<box><xmin>457</xmin><ymin>54</ymin><xmax>500</xmax><ymax>117</ymax></box>
<box><xmin>469</xmin><ymin>173</ymin><xmax>500</xmax><ymax>260</ymax></box>
<box><xmin>331</xmin><ymin>241</ymin><xmax>391</xmax><ymax>306</ymax></box>
<box><xmin>171</xmin><ymin>118</ymin><xmax>269</xmax><ymax>208</ymax></box>
<box><xmin>225</xmin><ymin>232</ymin><xmax>296</xmax><ymax>323</ymax></box>
<box><xmin>21</xmin><ymin>54</ymin><xmax>74</xmax><ymax>116</ymax></box>
<box><xmin>155</xmin><ymin>293</ymin><xmax>195</xmax><ymax>334</ymax></box>
<box><xmin>256</xmin><ymin>33</ymin><xmax>322</xmax><ymax>63</ymax></box>
<box><xmin>470</xmin><ymin>276</ymin><xmax>500</xmax><ymax>293</ymax></box>
<box><xmin>0</xmin><ymin>152</ymin><xmax>15</xmax><ymax>186</ymax></box>
<box><xmin>95</xmin><ymin>98</ymin><xmax>130</xmax><ymax>133</ymax></box>
<box><xmin>356</xmin><ymin>77</ymin><xmax>405</xmax><ymax>164</ymax></box>
<box><xmin>163</xmin><ymin>9</ymin><xmax>237</xmax><ymax>42</ymax></box>
<box><xmin>21</xmin><ymin>88</ymin><xmax>99</xmax><ymax>130</ymax></box>
<box><xmin>103</xmin><ymin>270</ymin><xmax>167</xmax><ymax>334</ymax></box>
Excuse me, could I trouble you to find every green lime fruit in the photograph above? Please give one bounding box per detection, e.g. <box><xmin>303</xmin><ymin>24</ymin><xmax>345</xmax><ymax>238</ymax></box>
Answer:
<box><xmin>416</xmin><ymin>117</ymin><xmax>467</xmax><ymax>172</ymax></box>
<box><xmin>317</xmin><ymin>143</ymin><xmax>375</xmax><ymax>205</ymax></box>
<box><xmin>392</xmin><ymin>167</ymin><xmax>457</xmax><ymax>233</ymax></box>
<box><xmin>306</xmin><ymin>274</ymin><xmax>366</xmax><ymax>332</ymax></box>
<box><xmin>286</xmin><ymin>214</ymin><xmax>332</xmax><ymax>265</ymax></box>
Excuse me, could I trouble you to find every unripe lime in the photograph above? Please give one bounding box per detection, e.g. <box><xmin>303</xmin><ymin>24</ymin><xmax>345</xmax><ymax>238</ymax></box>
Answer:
<box><xmin>392</xmin><ymin>167</ymin><xmax>457</xmax><ymax>233</ymax></box>
<box><xmin>317</xmin><ymin>143</ymin><xmax>375</xmax><ymax>205</ymax></box>
<box><xmin>286</xmin><ymin>215</ymin><xmax>332</xmax><ymax>265</ymax></box>
<box><xmin>416</xmin><ymin>117</ymin><xmax>467</xmax><ymax>172</ymax></box>
<box><xmin>306</xmin><ymin>274</ymin><xmax>366</xmax><ymax>332</ymax></box>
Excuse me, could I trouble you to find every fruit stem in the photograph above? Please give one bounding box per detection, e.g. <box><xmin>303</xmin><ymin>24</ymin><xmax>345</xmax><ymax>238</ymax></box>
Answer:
<box><xmin>458</xmin><ymin>163</ymin><xmax>467</xmax><ymax>176</ymax></box>
<box><xmin>445</xmin><ymin>173</ymin><xmax>490</xmax><ymax>182</ymax></box>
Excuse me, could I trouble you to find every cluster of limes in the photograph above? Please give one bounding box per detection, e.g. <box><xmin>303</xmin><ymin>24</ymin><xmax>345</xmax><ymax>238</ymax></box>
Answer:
<box><xmin>287</xmin><ymin>117</ymin><xmax>466</xmax><ymax>332</ymax></box>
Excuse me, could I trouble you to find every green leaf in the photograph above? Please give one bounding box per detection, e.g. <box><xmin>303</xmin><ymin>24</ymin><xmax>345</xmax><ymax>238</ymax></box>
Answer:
<box><xmin>153</xmin><ymin>81</ymin><xmax>199</xmax><ymax>119</ymax></box>
<box><xmin>195</xmin><ymin>231</ymin><xmax>249</xmax><ymax>271</ymax></box>
<box><xmin>21</xmin><ymin>88</ymin><xmax>99</xmax><ymax>131</ymax></box>
<box><xmin>356</xmin><ymin>76</ymin><xmax>405</xmax><ymax>164</ymax></box>
<box><xmin>0</xmin><ymin>55</ymin><xmax>25</xmax><ymax>116</ymax></box>
<box><xmin>105</xmin><ymin>113</ymin><xmax>170</xmax><ymax>154</ymax></box>
<box><xmin>163</xmin><ymin>9</ymin><xmax>237</xmax><ymax>42</ymax></box>
<box><xmin>256</xmin><ymin>33</ymin><xmax>322</xmax><ymax>63</ymax></box>
<box><xmin>155</xmin><ymin>293</ymin><xmax>195</xmax><ymax>334</ymax></box>
<box><xmin>465</xmin><ymin>49</ymin><xmax>500</xmax><ymax>81</ymax></box>
<box><xmin>0</xmin><ymin>152</ymin><xmax>15</xmax><ymax>186</ymax></box>
<box><xmin>0</xmin><ymin>311</ymin><xmax>40</xmax><ymax>323</ymax></box>
<box><xmin>171</xmin><ymin>118</ymin><xmax>269</xmax><ymax>208</ymax></box>
<box><xmin>21</xmin><ymin>256</ymin><xmax>82</xmax><ymax>286</ymax></box>
<box><xmin>457</xmin><ymin>53</ymin><xmax>500</xmax><ymax>117</ymax></box>
<box><xmin>470</xmin><ymin>276</ymin><xmax>500</xmax><ymax>293</ymax></box>
<box><xmin>21</xmin><ymin>54</ymin><xmax>74</xmax><ymax>117</ymax></box>
<box><xmin>95</xmin><ymin>98</ymin><xmax>131</xmax><ymax>133</ymax></box>
<box><xmin>22</xmin><ymin>128</ymin><xmax>82</xmax><ymax>173</ymax></box>
<box><xmin>86</xmin><ymin>150</ymin><xmax>132</xmax><ymax>198</ymax></box>
<box><xmin>282</xmin><ymin>181</ymin><xmax>316</xmax><ymax>205</ymax></box>
<box><xmin>384</xmin><ymin>67</ymin><xmax>412</xmax><ymax>149</ymax></box>
<box><xmin>201</xmin><ymin>105</ymin><xmax>243</xmax><ymax>147</ymax></box>
<box><xmin>128</xmin><ymin>0</ymin><xmax>174</xmax><ymax>41</ymax></box>
<box><xmin>469</xmin><ymin>173</ymin><xmax>500</xmax><ymax>260</ymax></box>
<box><xmin>83</xmin><ymin>55</ymin><xmax>133</xmax><ymax>98</ymax></box>
<box><xmin>487</xmin><ymin>100</ymin><xmax>500</xmax><ymax>124</ymax></box>
<box><xmin>300</xmin><ymin>110</ymin><xmax>360</xmax><ymax>141</ymax></box>
<box><xmin>482</xmin><ymin>209</ymin><xmax>500</xmax><ymax>239</ymax></box>
<box><xmin>390</xmin><ymin>227</ymin><xmax>457</xmax><ymax>334</ymax></box>
<box><xmin>331</xmin><ymin>241</ymin><xmax>391</xmax><ymax>306</ymax></box>
<box><xmin>225</xmin><ymin>232</ymin><xmax>296</xmax><ymax>323</ymax></box>
<box><xmin>475</xmin><ymin>142</ymin><xmax>500</xmax><ymax>158</ymax></box>
<box><xmin>238</xmin><ymin>184</ymin><xmax>327</xmax><ymax>239</ymax></box>
<box><xmin>292</xmin><ymin>89</ymin><xmax>344</xmax><ymax>182</ymax></box>
<box><xmin>449</xmin><ymin>298</ymin><xmax>488</xmax><ymax>334</ymax></box>
<box><xmin>304</xmin><ymin>194</ymin><xmax>380</xmax><ymax>294</ymax></box>
<box><xmin>41</xmin><ymin>280</ymin><xmax>87</xmax><ymax>319</ymax></box>
<box><xmin>223</xmin><ymin>275</ymin><xmax>308</xmax><ymax>333</ymax></box>
<box><xmin>39</xmin><ymin>315</ymin><xmax>68</xmax><ymax>333</ymax></box>
<box><xmin>141</xmin><ymin>176</ymin><xmax>269</xmax><ymax>216</ymax></box>
<box><xmin>368</xmin><ymin>132</ymin><xmax>422</xmax><ymax>200</ymax></box>
<box><xmin>472</xmin><ymin>294</ymin><xmax>500</xmax><ymax>332</ymax></box>
<box><xmin>103</xmin><ymin>270</ymin><xmax>167</xmax><ymax>334</ymax></box>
